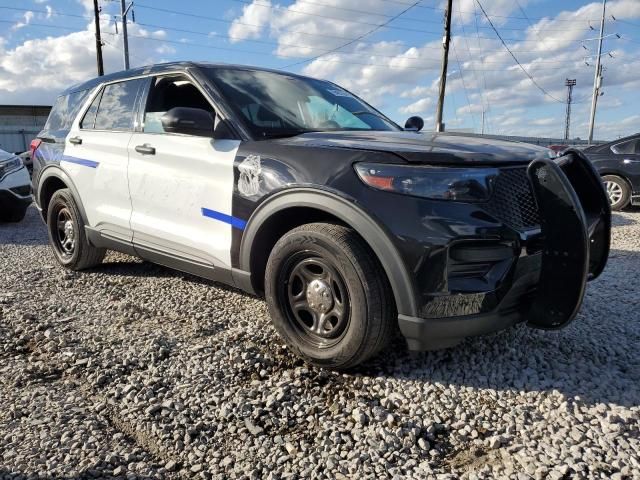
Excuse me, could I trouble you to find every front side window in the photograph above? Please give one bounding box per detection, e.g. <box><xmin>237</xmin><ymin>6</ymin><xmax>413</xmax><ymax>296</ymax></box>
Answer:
<box><xmin>206</xmin><ymin>67</ymin><xmax>398</xmax><ymax>138</ymax></box>
<box><xmin>92</xmin><ymin>79</ymin><xmax>143</xmax><ymax>131</ymax></box>
<box><xmin>143</xmin><ymin>75</ymin><xmax>214</xmax><ymax>134</ymax></box>
<box><xmin>611</xmin><ymin>139</ymin><xmax>640</xmax><ymax>155</ymax></box>
<box><xmin>45</xmin><ymin>89</ymin><xmax>90</xmax><ymax>131</ymax></box>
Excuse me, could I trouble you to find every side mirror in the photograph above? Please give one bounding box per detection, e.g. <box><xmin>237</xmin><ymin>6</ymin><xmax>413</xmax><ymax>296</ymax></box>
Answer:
<box><xmin>161</xmin><ymin>107</ymin><xmax>214</xmax><ymax>137</ymax></box>
<box><xmin>404</xmin><ymin>116</ymin><xmax>424</xmax><ymax>132</ymax></box>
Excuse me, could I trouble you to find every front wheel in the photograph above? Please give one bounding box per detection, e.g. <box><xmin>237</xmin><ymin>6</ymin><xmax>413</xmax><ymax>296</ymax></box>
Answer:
<box><xmin>46</xmin><ymin>188</ymin><xmax>105</xmax><ymax>270</ymax></box>
<box><xmin>265</xmin><ymin>222</ymin><xmax>395</xmax><ymax>369</ymax></box>
<box><xmin>602</xmin><ymin>175</ymin><xmax>631</xmax><ymax>211</ymax></box>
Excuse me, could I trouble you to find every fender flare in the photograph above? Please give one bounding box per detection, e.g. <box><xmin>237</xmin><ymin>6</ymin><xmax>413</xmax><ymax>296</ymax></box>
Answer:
<box><xmin>36</xmin><ymin>164</ymin><xmax>89</xmax><ymax>225</ymax></box>
<box><xmin>238</xmin><ymin>188</ymin><xmax>418</xmax><ymax>317</ymax></box>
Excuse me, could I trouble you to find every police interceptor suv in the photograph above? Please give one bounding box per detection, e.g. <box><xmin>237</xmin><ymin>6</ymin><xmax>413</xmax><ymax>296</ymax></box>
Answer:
<box><xmin>32</xmin><ymin>62</ymin><xmax>611</xmax><ymax>369</ymax></box>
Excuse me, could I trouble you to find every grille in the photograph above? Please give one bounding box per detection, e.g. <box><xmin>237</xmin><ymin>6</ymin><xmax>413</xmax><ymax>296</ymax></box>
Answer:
<box><xmin>484</xmin><ymin>167</ymin><xmax>540</xmax><ymax>231</ymax></box>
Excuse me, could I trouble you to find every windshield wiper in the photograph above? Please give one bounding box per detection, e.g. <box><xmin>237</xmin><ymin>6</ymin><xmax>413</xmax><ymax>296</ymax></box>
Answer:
<box><xmin>260</xmin><ymin>129</ymin><xmax>320</xmax><ymax>139</ymax></box>
<box><xmin>351</xmin><ymin>111</ymin><xmax>389</xmax><ymax>122</ymax></box>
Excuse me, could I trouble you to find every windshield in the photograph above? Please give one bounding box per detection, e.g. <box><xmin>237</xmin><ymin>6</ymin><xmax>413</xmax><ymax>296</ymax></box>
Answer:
<box><xmin>206</xmin><ymin>67</ymin><xmax>399</xmax><ymax>138</ymax></box>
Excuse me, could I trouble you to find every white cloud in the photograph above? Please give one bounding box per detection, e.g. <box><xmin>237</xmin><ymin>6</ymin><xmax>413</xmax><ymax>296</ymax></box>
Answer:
<box><xmin>400</xmin><ymin>98</ymin><xmax>433</xmax><ymax>115</ymax></box>
<box><xmin>229</xmin><ymin>0</ymin><xmax>272</xmax><ymax>42</ymax></box>
<box><xmin>12</xmin><ymin>11</ymin><xmax>34</xmax><ymax>31</ymax></box>
<box><xmin>0</xmin><ymin>6</ymin><xmax>167</xmax><ymax>105</ymax></box>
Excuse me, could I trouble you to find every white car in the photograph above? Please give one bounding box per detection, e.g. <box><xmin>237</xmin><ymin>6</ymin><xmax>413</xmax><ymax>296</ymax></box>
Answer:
<box><xmin>0</xmin><ymin>148</ymin><xmax>32</xmax><ymax>222</ymax></box>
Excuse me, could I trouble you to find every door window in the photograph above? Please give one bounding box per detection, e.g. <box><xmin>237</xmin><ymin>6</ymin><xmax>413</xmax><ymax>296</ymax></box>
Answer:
<box><xmin>143</xmin><ymin>76</ymin><xmax>214</xmax><ymax>134</ymax></box>
<box><xmin>611</xmin><ymin>139</ymin><xmax>640</xmax><ymax>155</ymax></box>
<box><xmin>89</xmin><ymin>79</ymin><xmax>144</xmax><ymax>131</ymax></box>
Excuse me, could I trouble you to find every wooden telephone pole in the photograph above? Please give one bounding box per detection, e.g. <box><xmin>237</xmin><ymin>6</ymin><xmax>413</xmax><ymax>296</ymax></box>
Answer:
<box><xmin>435</xmin><ymin>0</ymin><xmax>453</xmax><ymax>132</ymax></box>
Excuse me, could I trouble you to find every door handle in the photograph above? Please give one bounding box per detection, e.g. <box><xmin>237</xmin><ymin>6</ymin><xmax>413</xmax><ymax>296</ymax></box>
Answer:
<box><xmin>135</xmin><ymin>144</ymin><xmax>156</xmax><ymax>155</ymax></box>
<box><xmin>69</xmin><ymin>136</ymin><xmax>82</xmax><ymax>145</ymax></box>
<box><xmin>623</xmin><ymin>158</ymin><xmax>640</xmax><ymax>164</ymax></box>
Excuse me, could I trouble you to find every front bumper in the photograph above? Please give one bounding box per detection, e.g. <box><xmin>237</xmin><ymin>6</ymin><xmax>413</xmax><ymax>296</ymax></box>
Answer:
<box><xmin>398</xmin><ymin>151</ymin><xmax>611</xmax><ymax>351</ymax></box>
<box><xmin>0</xmin><ymin>166</ymin><xmax>32</xmax><ymax>212</ymax></box>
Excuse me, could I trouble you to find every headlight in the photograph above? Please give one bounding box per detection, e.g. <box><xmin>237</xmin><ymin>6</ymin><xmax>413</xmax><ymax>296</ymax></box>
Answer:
<box><xmin>354</xmin><ymin>163</ymin><xmax>499</xmax><ymax>202</ymax></box>
<box><xmin>0</xmin><ymin>156</ymin><xmax>23</xmax><ymax>179</ymax></box>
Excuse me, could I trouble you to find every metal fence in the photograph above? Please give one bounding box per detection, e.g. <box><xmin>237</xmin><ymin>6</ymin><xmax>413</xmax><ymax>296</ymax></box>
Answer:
<box><xmin>0</xmin><ymin>128</ymin><xmax>42</xmax><ymax>154</ymax></box>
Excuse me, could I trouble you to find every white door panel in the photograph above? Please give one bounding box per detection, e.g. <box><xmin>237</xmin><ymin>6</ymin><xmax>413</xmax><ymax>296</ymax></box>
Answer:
<box><xmin>63</xmin><ymin>130</ymin><xmax>133</xmax><ymax>240</ymax></box>
<box><xmin>128</xmin><ymin>133</ymin><xmax>240</xmax><ymax>268</ymax></box>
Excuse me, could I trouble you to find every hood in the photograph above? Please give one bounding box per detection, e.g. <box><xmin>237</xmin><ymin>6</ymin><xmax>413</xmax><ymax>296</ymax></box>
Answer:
<box><xmin>0</xmin><ymin>148</ymin><xmax>16</xmax><ymax>162</ymax></box>
<box><xmin>278</xmin><ymin>131</ymin><xmax>552</xmax><ymax>165</ymax></box>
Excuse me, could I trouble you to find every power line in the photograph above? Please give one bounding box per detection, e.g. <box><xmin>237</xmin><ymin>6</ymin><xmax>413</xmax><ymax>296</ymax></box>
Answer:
<box><xmin>0</xmin><ymin>18</ymin><xmax>600</xmax><ymax>71</ymax></box>
<box><xmin>282</xmin><ymin>1</ymin><xmax>424</xmax><ymax>68</ymax></box>
<box><xmin>108</xmin><ymin>31</ymin><xmax>568</xmax><ymax>72</ymax></box>
<box><xmin>134</xmin><ymin>20</ymin><xmax>585</xmax><ymax>64</ymax></box>
<box><xmin>132</xmin><ymin>4</ymin><xmax>594</xmax><ymax>45</ymax></box>
<box><xmin>0</xmin><ymin>5</ymin><xmax>596</xmax><ymax>48</ymax></box>
<box><xmin>474</xmin><ymin>0</ymin><xmax>566</xmax><ymax>104</ymax></box>
<box><xmin>228</xmin><ymin>0</ymin><xmax>441</xmax><ymax>25</ymax></box>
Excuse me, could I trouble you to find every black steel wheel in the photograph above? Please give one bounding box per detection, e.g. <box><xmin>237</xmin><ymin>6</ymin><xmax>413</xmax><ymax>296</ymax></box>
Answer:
<box><xmin>281</xmin><ymin>254</ymin><xmax>350</xmax><ymax>349</ymax></box>
<box><xmin>46</xmin><ymin>188</ymin><xmax>105</xmax><ymax>270</ymax></box>
<box><xmin>265</xmin><ymin>222</ymin><xmax>395</xmax><ymax>369</ymax></box>
<box><xmin>54</xmin><ymin>206</ymin><xmax>76</xmax><ymax>258</ymax></box>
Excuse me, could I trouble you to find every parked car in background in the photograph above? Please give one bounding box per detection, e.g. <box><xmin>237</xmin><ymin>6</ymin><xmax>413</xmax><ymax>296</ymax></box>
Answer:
<box><xmin>30</xmin><ymin>62</ymin><xmax>610</xmax><ymax>369</ymax></box>
<box><xmin>0</xmin><ymin>147</ymin><xmax>32</xmax><ymax>222</ymax></box>
<box><xmin>583</xmin><ymin>133</ymin><xmax>640</xmax><ymax>210</ymax></box>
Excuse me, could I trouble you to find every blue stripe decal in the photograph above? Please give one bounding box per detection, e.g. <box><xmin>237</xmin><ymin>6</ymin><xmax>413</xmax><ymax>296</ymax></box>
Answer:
<box><xmin>201</xmin><ymin>208</ymin><xmax>247</xmax><ymax>230</ymax></box>
<box><xmin>61</xmin><ymin>156</ymin><xmax>100</xmax><ymax>168</ymax></box>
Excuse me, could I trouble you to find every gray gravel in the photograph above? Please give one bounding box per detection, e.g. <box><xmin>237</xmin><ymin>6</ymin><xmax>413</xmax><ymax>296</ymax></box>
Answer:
<box><xmin>1</xmin><ymin>205</ymin><xmax>639</xmax><ymax>479</ymax></box>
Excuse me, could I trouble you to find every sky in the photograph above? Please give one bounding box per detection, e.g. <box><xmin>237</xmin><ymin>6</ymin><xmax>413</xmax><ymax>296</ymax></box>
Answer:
<box><xmin>1</xmin><ymin>0</ymin><xmax>639</xmax><ymax>140</ymax></box>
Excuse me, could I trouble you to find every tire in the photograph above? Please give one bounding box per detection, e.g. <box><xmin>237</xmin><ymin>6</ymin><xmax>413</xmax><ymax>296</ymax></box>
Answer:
<box><xmin>46</xmin><ymin>188</ymin><xmax>105</xmax><ymax>270</ymax></box>
<box><xmin>265</xmin><ymin>222</ymin><xmax>395</xmax><ymax>369</ymax></box>
<box><xmin>602</xmin><ymin>175</ymin><xmax>631</xmax><ymax>211</ymax></box>
<box><xmin>0</xmin><ymin>206</ymin><xmax>27</xmax><ymax>223</ymax></box>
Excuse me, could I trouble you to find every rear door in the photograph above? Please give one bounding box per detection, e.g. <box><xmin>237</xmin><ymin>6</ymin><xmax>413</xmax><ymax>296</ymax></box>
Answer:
<box><xmin>64</xmin><ymin>78</ymin><xmax>144</xmax><ymax>242</ymax></box>
<box><xmin>127</xmin><ymin>74</ymin><xmax>240</xmax><ymax>269</ymax></box>
<box><xmin>612</xmin><ymin>138</ymin><xmax>640</xmax><ymax>195</ymax></box>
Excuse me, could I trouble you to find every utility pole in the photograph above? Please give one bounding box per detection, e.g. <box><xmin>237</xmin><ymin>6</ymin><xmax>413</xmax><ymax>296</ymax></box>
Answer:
<box><xmin>564</xmin><ymin>79</ymin><xmax>576</xmax><ymax>141</ymax></box>
<box><xmin>435</xmin><ymin>0</ymin><xmax>453</xmax><ymax>133</ymax></box>
<box><xmin>92</xmin><ymin>0</ymin><xmax>104</xmax><ymax>76</ymax></box>
<box><xmin>588</xmin><ymin>0</ymin><xmax>606</xmax><ymax>144</ymax></box>
<box><xmin>119</xmin><ymin>0</ymin><xmax>132</xmax><ymax>70</ymax></box>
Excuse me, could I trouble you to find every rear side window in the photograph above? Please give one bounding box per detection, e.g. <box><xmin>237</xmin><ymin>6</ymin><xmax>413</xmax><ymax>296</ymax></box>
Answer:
<box><xmin>89</xmin><ymin>79</ymin><xmax>144</xmax><ymax>131</ymax></box>
<box><xmin>611</xmin><ymin>139</ymin><xmax>640</xmax><ymax>155</ymax></box>
<box><xmin>45</xmin><ymin>89</ymin><xmax>90</xmax><ymax>131</ymax></box>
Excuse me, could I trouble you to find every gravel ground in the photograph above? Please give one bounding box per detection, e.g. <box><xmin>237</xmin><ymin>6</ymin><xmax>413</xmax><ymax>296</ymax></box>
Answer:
<box><xmin>1</xmin><ymin>205</ymin><xmax>639</xmax><ymax>479</ymax></box>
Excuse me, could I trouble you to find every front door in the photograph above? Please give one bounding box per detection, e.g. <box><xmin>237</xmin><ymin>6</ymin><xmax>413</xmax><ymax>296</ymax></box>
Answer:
<box><xmin>64</xmin><ymin>78</ymin><xmax>144</xmax><ymax>242</ymax></box>
<box><xmin>127</xmin><ymin>74</ymin><xmax>240</xmax><ymax>270</ymax></box>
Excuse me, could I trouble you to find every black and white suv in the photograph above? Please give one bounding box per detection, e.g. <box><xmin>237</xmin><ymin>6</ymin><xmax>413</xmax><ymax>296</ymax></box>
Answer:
<box><xmin>32</xmin><ymin>62</ymin><xmax>611</xmax><ymax>369</ymax></box>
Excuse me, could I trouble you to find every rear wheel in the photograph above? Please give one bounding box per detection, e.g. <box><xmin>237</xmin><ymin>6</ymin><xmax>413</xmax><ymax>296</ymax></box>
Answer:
<box><xmin>46</xmin><ymin>189</ymin><xmax>105</xmax><ymax>270</ymax></box>
<box><xmin>265</xmin><ymin>222</ymin><xmax>395</xmax><ymax>369</ymax></box>
<box><xmin>602</xmin><ymin>175</ymin><xmax>631</xmax><ymax>211</ymax></box>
